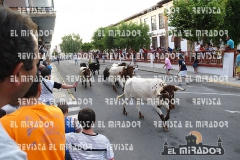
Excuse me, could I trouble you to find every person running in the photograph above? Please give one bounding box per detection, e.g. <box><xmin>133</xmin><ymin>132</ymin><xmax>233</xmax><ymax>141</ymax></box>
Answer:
<box><xmin>66</xmin><ymin>108</ymin><xmax>114</xmax><ymax>160</ymax></box>
<box><xmin>162</xmin><ymin>54</ymin><xmax>172</xmax><ymax>79</ymax></box>
<box><xmin>177</xmin><ymin>55</ymin><xmax>189</xmax><ymax>86</ymax></box>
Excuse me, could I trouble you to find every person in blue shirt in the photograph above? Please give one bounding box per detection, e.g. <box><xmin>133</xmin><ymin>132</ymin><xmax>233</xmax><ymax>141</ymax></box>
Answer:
<box><xmin>43</xmin><ymin>60</ymin><xmax>52</xmax><ymax>74</ymax></box>
<box><xmin>235</xmin><ymin>50</ymin><xmax>240</xmax><ymax>80</ymax></box>
<box><xmin>57</xmin><ymin>102</ymin><xmax>82</xmax><ymax>160</ymax></box>
<box><xmin>226</xmin><ymin>36</ymin><xmax>234</xmax><ymax>49</ymax></box>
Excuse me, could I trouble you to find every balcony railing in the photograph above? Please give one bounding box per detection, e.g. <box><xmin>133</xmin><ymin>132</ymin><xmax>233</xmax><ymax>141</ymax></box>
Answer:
<box><xmin>83</xmin><ymin>50</ymin><xmax>227</xmax><ymax>67</ymax></box>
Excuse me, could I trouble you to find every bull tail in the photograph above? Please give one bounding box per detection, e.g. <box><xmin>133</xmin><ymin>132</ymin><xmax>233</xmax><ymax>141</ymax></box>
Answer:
<box><xmin>116</xmin><ymin>93</ymin><xmax>124</xmax><ymax>101</ymax></box>
<box><xmin>174</xmin><ymin>85</ymin><xmax>186</xmax><ymax>91</ymax></box>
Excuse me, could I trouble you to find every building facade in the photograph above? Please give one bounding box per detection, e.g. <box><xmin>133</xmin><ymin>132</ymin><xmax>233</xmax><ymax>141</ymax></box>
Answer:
<box><xmin>110</xmin><ymin>0</ymin><xmax>190</xmax><ymax>51</ymax></box>
<box><xmin>1</xmin><ymin>0</ymin><xmax>56</xmax><ymax>52</ymax></box>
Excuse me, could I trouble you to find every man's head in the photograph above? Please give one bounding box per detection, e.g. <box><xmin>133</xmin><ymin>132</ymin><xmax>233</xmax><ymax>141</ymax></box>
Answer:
<box><xmin>57</xmin><ymin>102</ymin><xmax>69</xmax><ymax>115</ymax></box>
<box><xmin>226</xmin><ymin>36</ymin><xmax>230</xmax><ymax>40</ymax></box>
<box><xmin>41</xmin><ymin>68</ymin><xmax>51</xmax><ymax>79</ymax></box>
<box><xmin>179</xmin><ymin>55</ymin><xmax>184</xmax><ymax>60</ymax></box>
<box><xmin>78</xmin><ymin>108</ymin><xmax>95</xmax><ymax>130</ymax></box>
<box><xmin>22</xmin><ymin>73</ymin><xmax>41</xmax><ymax>99</ymax></box>
<box><xmin>0</xmin><ymin>6</ymin><xmax>38</xmax><ymax>107</ymax></box>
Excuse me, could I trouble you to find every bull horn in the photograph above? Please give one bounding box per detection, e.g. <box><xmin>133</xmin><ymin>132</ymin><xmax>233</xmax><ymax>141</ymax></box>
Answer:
<box><xmin>174</xmin><ymin>85</ymin><xmax>186</xmax><ymax>91</ymax></box>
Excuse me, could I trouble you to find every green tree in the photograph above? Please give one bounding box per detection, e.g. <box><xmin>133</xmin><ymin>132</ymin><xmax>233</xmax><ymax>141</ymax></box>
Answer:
<box><xmin>81</xmin><ymin>42</ymin><xmax>94</xmax><ymax>52</ymax></box>
<box><xmin>60</xmin><ymin>33</ymin><xmax>83</xmax><ymax>53</ymax></box>
<box><xmin>222</xmin><ymin>0</ymin><xmax>240</xmax><ymax>47</ymax></box>
<box><xmin>92</xmin><ymin>22</ymin><xmax>151</xmax><ymax>51</ymax></box>
<box><xmin>92</xmin><ymin>27</ymin><xmax>105</xmax><ymax>51</ymax></box>
<box><xmin>165</xmin><ymin>0</ymin><xmax>226</xmax><ymax>48</ymax></box>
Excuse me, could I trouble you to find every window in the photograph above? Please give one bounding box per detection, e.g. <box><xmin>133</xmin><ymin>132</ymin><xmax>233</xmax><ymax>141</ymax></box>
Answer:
<box><xmin>151</xmin><ymin>15</ymin><xmax>157</xmax><ymax>31</ymax></box>
<box><xmin>152</xmin><ymin>37</ymin><xmax>157</xmax><ymax>49</ymax></box>
<box><xmin>174</xmin><ymin>37</ymin><xmax>181</xmax><ymax>49</ymax></box>
<box><xmin>160</xmin><ymin>36</ymin><xmax>166</xmax><ymax>49</ymax></box>
<box><xmin>159</xmin><ymin>13</ymin><xmax>165</xmax><ymax>29</ymax></box>
<box><xmin>144</xmin><ymin>18</ymin><xmax>148</xmax><ymax>24</ymax></box>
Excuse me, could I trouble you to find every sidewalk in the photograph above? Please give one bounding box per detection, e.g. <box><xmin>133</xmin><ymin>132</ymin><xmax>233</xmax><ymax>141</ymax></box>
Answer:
<box><xmin>99</xmin><ymin>59</ymin><xmax>240</xmax><ymax>87</ymax></box>
<box><xmin>50</xmin><ymin>63</ymin><xmax>76</xmax><ymax>105</ymax></box>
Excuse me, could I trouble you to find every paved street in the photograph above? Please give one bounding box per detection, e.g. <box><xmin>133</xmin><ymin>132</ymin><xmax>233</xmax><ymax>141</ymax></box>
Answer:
<box><xmin>53</xmin><ymin>59</ymin><xmax>240</xmax><ymax>160</ymax></box>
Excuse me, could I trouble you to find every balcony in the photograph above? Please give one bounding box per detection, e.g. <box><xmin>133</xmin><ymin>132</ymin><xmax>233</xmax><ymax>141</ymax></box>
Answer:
<box><xmin>3</xmin><ymin>0</ymin><xmax>56</xmax><ymax>46</ymax></box>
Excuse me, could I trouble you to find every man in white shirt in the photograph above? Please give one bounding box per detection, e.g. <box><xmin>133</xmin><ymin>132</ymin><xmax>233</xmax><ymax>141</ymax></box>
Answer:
<box><xmin>0</xmin><ymin>6</ymin><xmax>40</xmax><ymax>159</ymax></box>
<box><xmin>66</xmin><ymin>108</ymin><xmax>114</xmax><ymax>160</ymax></box>
<box><xmin>195</xmin><ymin>42</ymin><xmax>200</xmax><ymax>51</ymax></box>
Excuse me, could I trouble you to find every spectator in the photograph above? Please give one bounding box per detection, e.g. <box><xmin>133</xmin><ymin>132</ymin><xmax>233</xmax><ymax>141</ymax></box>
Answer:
<box><xmin>1</xmin><ymin>74</ymin><xmax>65</xmax><ymax>160</ymax></box>
<box><xmin>216</xmin><ymin>46</ymin><xmax>222</xmax><ymax>64</ymax></box>
<box><xmin>43</xmin><ymin>60</ymin><xmax>52</xmax><ymax>74</ymax></box>
<box><xmin>74</xmin><ymin>54</ymin><xmax>78</xmax><ymax>65</ymax></box>
<box><xmin>39</xmin><ymin>68</ymin><xmax>78</xmax><ymax>105</ymax></box>
<box><xmin>162</xmin><ymin>54</ymin><xmax>172</xmax><ymax>79</ymax></box>
<box><xmin>66</xmin><ymin>108</ymin><xmax>114</xmax><ymax>160</ymax></box>
<box><xmin>221</xmin><ymin>36</ymin><xmax>234</xmax><ymax>58</ymax></box>
<box><xmin>143</xmin><ymin>47</ymin><xmax>148</xmax><ymax>61</ymax></box>
<box><xmin>96</xmin><ymin>51</ymin><xmax>100</xmax><ymax>63</ymax></box>
<box><xmin>102</xmin><ymin>51</ymin><xmax>106</xmax><ymax>63</ymax></box>
<box><xmin>132</xmin><ymin>49</ymin><xmax>136</xmax><ymax>65</ymax></box>
<box><xmin>57</xmin><ymin>102</ymin><xmax>82</xmax><ymax>160</ymax></box>
<box><xmin>0</xmin><ymin>6</ymin><xmax>39</xmax><ymax>160</ymax></box>
<box><xmin>195</xmin><ymin>42</ymin><xmax>200</xmax><ymax>52</ymax></box>
<box><xmin>139</xmin><ymin>47</ymin><xmax>144</xmax><ymax>61</ymax></box>
<box><xmin>177</xmin><ymin>55</ymin><xmax>189</xmax><ymax>86</ymax></box>
<box><xmin>57</xmin><ymin>56</ymin><xmax>60</xmax><ymax>64</ymax></box>
<box><xmin>235</xmin><ymin>50</ymin><xmax>240</xmax><ymax>80</ymax></box>
<box><xmin>193</xmin><ymin>53</ymin><xmax>199</xmax><ymax>74</ymax></box>
<box><xmin>167</xmin><ymin>47</ymin><xmax>173</xmax><ymax>53</ymax></box>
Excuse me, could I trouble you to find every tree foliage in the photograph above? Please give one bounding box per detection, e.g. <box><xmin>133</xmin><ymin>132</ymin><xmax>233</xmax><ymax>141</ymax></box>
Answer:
<box><xmin>165</xmin><ymin>0</ymin><xmax>226</xmax><ymax>47</ymax></box>
<box><xmin>81</xmin><ymin>42</ymin><xmax>94</xmax><ymax>52</ymax></box>
<box><xmin>91</xmin><ymin>21</ymin><xmax>151</xmax><ymax>51</ymax></box>
<box><xmin>60</xmin><ymin>33</ymin><xmax>83</xmax><ymax>53</ymax></box>
<box><xmin>222</xmin><ymin>0</ymin><xmax>240</xmax><ymax>46</ymax></box>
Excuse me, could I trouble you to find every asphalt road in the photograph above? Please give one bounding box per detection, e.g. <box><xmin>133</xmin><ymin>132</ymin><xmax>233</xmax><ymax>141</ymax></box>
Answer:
<box><xmin>54</xmin><ymin>59</ymin><xmax>240</xmax><ymax>160</ymax></box>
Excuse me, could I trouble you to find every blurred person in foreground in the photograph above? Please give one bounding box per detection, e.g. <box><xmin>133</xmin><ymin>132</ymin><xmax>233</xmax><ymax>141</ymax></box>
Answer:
<box><xmin>0</xmin><ymin>74</ymin><xmax>65</xmax><ymax>160</ymax></box>
<box><xmin>66</xmin><ymin>108</ymin><xmax>114</xmax><ymax>160</ymax></box>
<box><xmin>0</xmin><ymin>6</ymin><xmax>39</xmax><ymax>159</ymax></box>
<box><xmin>57</xmin><ymin>102</ymin><xmax>82</xmax><ymax>160</ymax></box>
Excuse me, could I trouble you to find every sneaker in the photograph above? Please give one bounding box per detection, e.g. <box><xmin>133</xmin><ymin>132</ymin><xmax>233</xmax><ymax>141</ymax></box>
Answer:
<box><xmin>177</xmin><ymin>83</ymin><xmax>182</xmax><ymax>86</ymax></box>
<box><xmin>186</xmin><ymin>83</ymin><xmax>189</xmax><ymax>85</ymax></box>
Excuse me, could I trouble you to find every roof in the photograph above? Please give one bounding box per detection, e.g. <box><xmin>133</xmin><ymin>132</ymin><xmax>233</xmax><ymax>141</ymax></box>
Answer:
<box><xmin>108</xmin><ymin>0</ymin><xmax>172</xmax><ymax>27</ymax></box>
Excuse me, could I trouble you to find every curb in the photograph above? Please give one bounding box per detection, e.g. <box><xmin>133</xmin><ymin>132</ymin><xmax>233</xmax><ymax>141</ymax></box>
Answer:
<box><xmin>52</xmin><ymin>63</ymin><xmax>76</xmax><ymax>101</ymax></box>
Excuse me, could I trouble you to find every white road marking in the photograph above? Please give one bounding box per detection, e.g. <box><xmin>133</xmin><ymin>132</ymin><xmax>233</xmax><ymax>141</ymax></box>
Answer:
<box><xmin>177</xmin><ymin>92</ymin><xmax>240</xmax><ymax>96</ymax></box>
<box><xmin>68</xmin><ymin>106</ymin><xmax>81</xmax><ymax>112</ymax></box>
<box><xmin>225</xmin><ymin>110</ymin><xmax>240</xmax><ymax>113</ymax></box>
